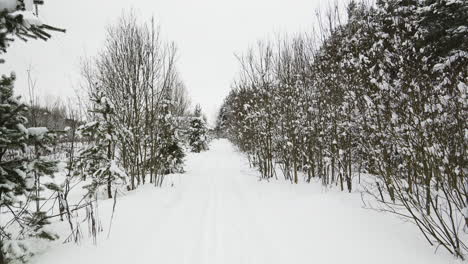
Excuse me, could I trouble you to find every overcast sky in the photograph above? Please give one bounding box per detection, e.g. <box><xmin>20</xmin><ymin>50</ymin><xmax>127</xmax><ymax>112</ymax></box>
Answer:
<box><xmin>0</xmin><ymin>0</ymin><xmax>331</xmax><ymax>124</ymax></box>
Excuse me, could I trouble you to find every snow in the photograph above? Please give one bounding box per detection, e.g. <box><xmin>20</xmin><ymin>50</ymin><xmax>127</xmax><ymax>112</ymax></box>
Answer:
<box><xmin>32</xmin><ymin>139</ymin><xmax>459</xmax><ymax>264</ymax></box>
<box><xmin>16</xmin><ymin>123</ymin><xmax>28</xmax><ymax>134</ymax></box>
<box><xmin>26</xmin><ymin>127</ymin><xmax>48</xmax><ymax>140</ymax></box>
<box><xmin>27</xmin><ymin>127</ymin><xmax>48</xmax><ymax>136</ymax></box>
<box><xmin>433</xmin><ymin>51</ymin><xmax>468</xmax><ymax>72</ymax></box>
<box><xmin>1</xmin><ymin>0</ymin><xmax>44</xmax><ymax>30</ymax></box>
<box><xmin>11</xmin><ymin>11</ymin><xmax>43</xmax><ymax>27</ymax></box>
<box><xmin>109</xmin><ymin>160</ymin><xmax>127</xmax><ymax>179</ymax></box>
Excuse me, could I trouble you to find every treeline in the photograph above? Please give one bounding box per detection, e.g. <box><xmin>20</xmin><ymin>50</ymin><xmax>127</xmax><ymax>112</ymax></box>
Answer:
<box><xmin>216</xmin><ymin>0</ymin><xmax>467</xmax><ymax>259</ymax></box>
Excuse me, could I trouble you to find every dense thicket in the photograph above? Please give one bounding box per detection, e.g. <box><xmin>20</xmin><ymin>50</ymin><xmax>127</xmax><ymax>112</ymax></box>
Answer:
<box><xmin>217</xmin><ymin>0</ymin><xmax>467</xmax><ymax>258</ymax></box>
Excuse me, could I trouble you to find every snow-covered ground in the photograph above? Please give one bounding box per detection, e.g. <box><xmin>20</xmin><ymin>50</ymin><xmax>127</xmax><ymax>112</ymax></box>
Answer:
<box><xmin>32</xmin><ymin>139</ymin><xmax>460</xmax><ymax>264</ymax></box>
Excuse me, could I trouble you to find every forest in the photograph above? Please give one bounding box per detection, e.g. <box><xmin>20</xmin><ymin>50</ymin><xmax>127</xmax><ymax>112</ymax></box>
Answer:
<box><xmin>0</xmin><ymin>0</ymin><xmax>467</xmax><ymax>263</ymax></box>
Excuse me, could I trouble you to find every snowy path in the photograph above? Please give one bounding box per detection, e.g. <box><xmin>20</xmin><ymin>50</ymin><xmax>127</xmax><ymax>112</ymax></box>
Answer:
<box><xmin>34</xmin><ymin>139</ymin><xmax>455</xmax><ymax>264</ymax></box>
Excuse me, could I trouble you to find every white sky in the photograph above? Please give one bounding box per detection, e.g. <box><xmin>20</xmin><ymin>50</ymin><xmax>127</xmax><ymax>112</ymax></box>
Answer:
<box><xmin>0</xmin><ymin>0</ymin><xmax>332</xmax><ymax>124</ymax></box>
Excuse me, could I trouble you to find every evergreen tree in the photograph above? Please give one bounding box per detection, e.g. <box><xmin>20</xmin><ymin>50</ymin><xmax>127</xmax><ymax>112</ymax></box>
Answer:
<box><xmin>0</xmin><ymin>74</ymin><xmax>29</xmax><ymax>263</ymax></box>
<box><xmin>0</xmin><ymin>74</ymin><xmax>60</xmax><ymax>263</ymax></box>
<box><xmin>188</xmin><ymin>105</ymin><xmax>209</xmax><ymax>153</ymax></box>
<box><xmin>154</xmin><ymin>95</ymin><xmax>185</xmax><ymax>187</ymax></box>
<box><xmin>76</xmin><ymin>92</ymin><xmax>127</xmax><ymax>199</ymax></box>
<box><xmin>0</xmin><ymin>1</ymin><xmax>64</xmax><ymax>263</ymax></box>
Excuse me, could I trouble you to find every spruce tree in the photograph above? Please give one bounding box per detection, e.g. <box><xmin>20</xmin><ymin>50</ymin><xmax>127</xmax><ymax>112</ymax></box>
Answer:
<box><xmin>188</xmin><ymin>105</ymin><xmax>209</xmax><ymax>153</ymax></box>
<box><xmin>154</xmin><ymin>95</ymin><xmax>184</xmax><ymax>187</ymax></box>
<box><xmin>0</xmin><ymin>1</ymin><xmax>64</xmax><ymax>263</ymax></box>
<box><xmin>76</xmin><ymin>92</ymin><xmax>127</xmax><ymax>199</ymax></box>
<box><xmin>0</xmin><ymin>74</ymin><xmax>29</xmax><ymax>263</ymax></box>
<box><xmin>0</xmin><ymin>74</ymin><xmax>60</xmax><ymax>263</ymax></box>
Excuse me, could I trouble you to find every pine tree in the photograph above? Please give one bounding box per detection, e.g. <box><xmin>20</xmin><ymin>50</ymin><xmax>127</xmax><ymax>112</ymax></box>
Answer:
<box><xmin>188</xmin><ymin>105</ymin><xmax>209</xmax><ymax>153</ymax></box>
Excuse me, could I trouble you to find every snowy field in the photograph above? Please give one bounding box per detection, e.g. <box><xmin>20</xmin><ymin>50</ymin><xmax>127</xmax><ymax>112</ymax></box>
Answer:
<box><xmin>32</xmin><ymin>139</ymin><xmax>460</xmax><ymax>264</ymax></box>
